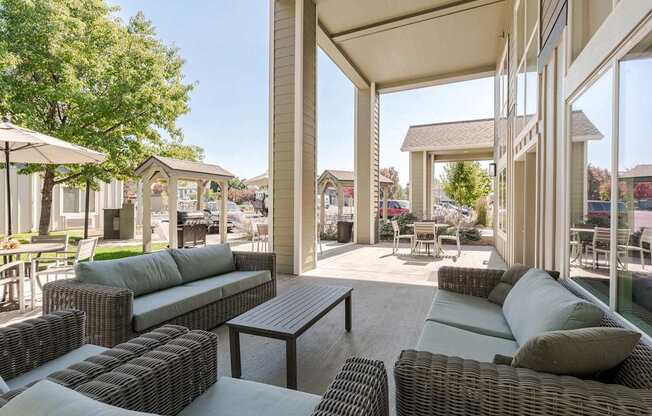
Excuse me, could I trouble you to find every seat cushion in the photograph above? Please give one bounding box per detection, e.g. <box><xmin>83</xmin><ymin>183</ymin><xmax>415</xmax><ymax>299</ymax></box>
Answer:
<box><xmin>170</xmin><ymin>244</ymin><xmax>235</xmax><ymax>283</ymax></box>
<box><xmin>0</xmin><ymin>380</ymin><xmax>157</xmax><ymax>416</ymax></box>
<box><xmin>132</xmin><ymin>285</ymin><xmax>224</xmax><ymax>332</ymax></box>
<box><xmin>417</xmin><ymin>321</ymin><xmax>519</xmax><ymax>362</ymax></box>
<box><xmin>503</xmin><ymin>269</ymin><xmax>604</xmax><ymax>345</ymax></box>
<box><xmin>189</xmin><ymin>270</ymin><xmax>272</xmax><ymax>298</ymax></box>
<box><xmin>76</xmin><ymin>250</ymin><xmax>183</xmax><ymax>297</ymax></box>
<box><xmin>178</xmin><ymin>377</ymin><xmax>321</xmax><ymax>416</ymax></box>
<box><xmin>6</xmin><ymin>344</ymin><xmax>107</xmax><ymax>390</ymax></box>
<box><xmin>426</xmin><ymin>290</ymin><xmax>514</xmax><ymax>340</ymax></box>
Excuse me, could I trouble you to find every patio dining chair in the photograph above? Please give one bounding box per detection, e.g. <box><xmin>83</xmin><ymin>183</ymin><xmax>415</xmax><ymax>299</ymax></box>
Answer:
<box><xmin>438</xmin><ymin>218</ymin><xmax>462</xmax><ymax>258</ymax></box>
<box><xmin>639</xmin><ymin>228</ymin><xmax>652</xmax><ymax>269</ymax></box>
<box><xmin>0</xmin><ymin>261</ymin><xmax>26</xmax><ymax>312</ymax></box>
<box><xmin>34</xmin><ymin>237</ymin><xmax>98</xmax><ymax>288</ymax></box>
<box><xmin>391</xmin><ymin>220</ymin><xmax>414</xmax><ymax>254</ymax></box>
<box><xmin>251</xmin><ymin>222</ymin><xmax>269</xmax><ymax>252</ymax></box>
<box><xmin>587</xmin><ymin>227</ymin><xmax>631</xmax><ymax>270</ymax></box>
<box><xmin>30</xmin><ymin>233</ymin><xmax>70</xmax><ymax>268</ymax></box>
<box><xmin>413</xmin><ymin>222</ymin><xmax>436</xmax><ymax>256</ymax></box>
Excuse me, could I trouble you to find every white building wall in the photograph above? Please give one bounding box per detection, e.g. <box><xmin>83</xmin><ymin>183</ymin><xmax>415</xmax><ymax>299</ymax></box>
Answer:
<box><xmin>0</xmin><ymin>167</ymin><xmax>123</xmax><ymax>235</ymax></box>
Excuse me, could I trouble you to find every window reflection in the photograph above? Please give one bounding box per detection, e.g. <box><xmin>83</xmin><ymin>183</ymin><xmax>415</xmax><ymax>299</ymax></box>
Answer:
<box><xmin>568</xmin><ymin>68</ymin><xmax>613</xmax><ymax>304</ymax></box>
<box><xmin>616</xmin><ymin>32</ymin><xmax>652</xmax><ymax>334</ymax></box>
<box><xmin>525</xmin><ymin>38</ymin><xmax>537</xmax><ymax>117</ymax></box>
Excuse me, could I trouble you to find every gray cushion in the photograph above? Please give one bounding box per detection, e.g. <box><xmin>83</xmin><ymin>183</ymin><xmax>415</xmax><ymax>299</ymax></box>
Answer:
<box><xmin>426</xmin><ymin>290</ymin><xmax>514</xmax><ymax>340</ymax></box>
<box><xmin>6</xmin><ymin>344</ymin><xmax>107</xmax><ymax>390</ymax></box>
<box><xmin>178</xmin><ymin>376</ymin><xmax>321</xmax><ymax>416</ymax></box>
<box><xmin>512</xmin><ymin>327</ymin><xmax>641</xmax><ymax>376</ymax></box>
<box><xmin>503</xmin><ymin>269</ymin><xmax>604</xmax><ymax>345</ymax></box>
<box><xmin>417</xmin><ymin>321</ymin><xmax>519</xmax><ymax>362</ymax></box>
<box><xmin>0</xmin><ymin>380</ymin><xmax>157</xmax><ymax>416</ymax></box>
<box><xmin>132</xmin><ymin>285</ymin><xmax>224</xmax><ymax>332</ymax></box>
<box><xmin>76</xmin><ymin>251</ymin><xmax>183</xmax><ymax>297</ymax></box>
<box><xmin>0</xmin><ymin>376</ymin><xmax>8</xmax><ymax>394</ymax></box>
<box><xmin>487</xmin><ymin>264</ymin><xmax>531</xmax><ymax>305</ymax></box>
<box><xmin>189</xmin><ymin>270</ymin><xmax>272</xmax><ymax>298</ymax></box>
<box><xmin>170</xmin><ymin>244</ymin><xmax>235</xmax><ymax>283</ymax></box>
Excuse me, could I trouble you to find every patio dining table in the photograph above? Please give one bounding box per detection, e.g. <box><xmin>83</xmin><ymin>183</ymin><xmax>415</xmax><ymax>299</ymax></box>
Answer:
<box><xmin>0</xmin><ymin>242</ymin><xmax>66</xmax><ymax>310</ymax></box>
<box><xmin>406</xmin><ymin>223</ymin><xmax>450</xmax><ymax>256</ymax></box>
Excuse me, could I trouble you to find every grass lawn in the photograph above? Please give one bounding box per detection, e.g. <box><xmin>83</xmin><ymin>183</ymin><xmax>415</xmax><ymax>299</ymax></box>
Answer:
<box><xmin>7</xmin><ymin>231</ymin><xmax>168</xmax><ymax>261</ymax></box>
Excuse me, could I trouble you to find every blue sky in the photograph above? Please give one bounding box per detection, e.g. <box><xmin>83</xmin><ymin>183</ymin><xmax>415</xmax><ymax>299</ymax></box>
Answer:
<box><xmin>110</xmin><ymin>1</ymin><xmax>494</xmax><ymax>186</ymax></box>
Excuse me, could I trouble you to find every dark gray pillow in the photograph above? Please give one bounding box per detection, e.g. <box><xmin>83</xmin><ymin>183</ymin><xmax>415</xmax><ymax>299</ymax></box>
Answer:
<box><xmin>75</xmin><ymin>250</ymin><xmax>183</xmax><ymax>297</ymax></box>
<box><xmin>492</xmin><ymin>354</ymin><xmax>513</xmax><ymax>366</ymax></box>
<box><xmin>170</xmin><ymin>244</ymin><xmax>235</xmax><ymax>283</ymax></box>
<box><xmin>512</xmin><ymin>327</ymin><xmax>641</xmax><ymax>376</ymax></box>
<box><xmin>487</xmin><ymin>264</ymin><xmax>530</xmax><ymax>305</ymax></box>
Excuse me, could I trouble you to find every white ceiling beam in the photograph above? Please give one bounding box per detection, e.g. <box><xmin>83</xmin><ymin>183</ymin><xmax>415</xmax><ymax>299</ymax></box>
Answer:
<box><xmin>377</xmin><ymin>65</ymin><xmax>495</xmax><ymax>94</ymax></box>
<box><xmin>317</xmin><ymin>24</ymin><xmax>369</xmax><ymax>90</ymax></box>
<box><xmin>330</xmin><ymin>0</ymin><xmax>504</xmax><ymax>43</ymax></box>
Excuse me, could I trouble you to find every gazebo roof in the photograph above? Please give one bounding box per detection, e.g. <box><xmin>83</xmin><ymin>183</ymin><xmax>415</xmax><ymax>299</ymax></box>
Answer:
<box><xmin>244</xmin><ymin>171</ymin><xmax>269</xmax><ymax>187</ymax></box>
<box><xmin>400</xmin><ymin>118</ymin><xmax>494</xmax><ymax>153</ymax></box>
<box><xmin>319</xmin><ymin>169</ymin><xmax>393</xmax><ymax>188</ymax></box>
<box><xmin>135</xmin><ymin>155</ymin><xmax>235</xmax><ymax>182</ymax></box>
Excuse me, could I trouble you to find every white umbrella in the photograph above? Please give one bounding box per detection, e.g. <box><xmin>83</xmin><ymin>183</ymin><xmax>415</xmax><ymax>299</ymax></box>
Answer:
<box><xmin>1</xmin><ymin>120</ymin><xmax>106</xmax><ymax>235</ymax></box>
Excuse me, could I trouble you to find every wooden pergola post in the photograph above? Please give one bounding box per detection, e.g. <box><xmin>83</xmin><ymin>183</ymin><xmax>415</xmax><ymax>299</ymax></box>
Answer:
<box><xmin>196</xmin><ymin>180</ymin><xmax>205</xmax><ymax>211</ymax></box>
<box><xmin>319</xmin><ymin>186</ymin><xmax>326</xmax><ymax>233</ymax></box>
<box><xmin>382</xmin><ymin>185</ymin><xmax>389</xmax><ymax>220</ymax></box>
<box><xmin>168</xmin><ymin>176</ymin><xmax>178</xmax><ymax>249</ymax></box>
<box><xmin>142</xmin><ymin>178</ymin><xmax>152</xmax><ymax>252</ymax></box>
<box><xmin>220</xmin><ymin>180</ymin><xmax>228</xmax><ymax>244</ymax></box>
<box><xmin>337</xmin><ymin>186</ymin><xmax>344</xmax><ymax>219</ymax></box>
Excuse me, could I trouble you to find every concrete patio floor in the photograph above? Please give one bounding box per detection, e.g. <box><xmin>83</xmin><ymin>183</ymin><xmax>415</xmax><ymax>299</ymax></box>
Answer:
<box><xmin>0</xmin><ymin>242</ymin><xmax>506</xmax><ymax>414</ymax></box>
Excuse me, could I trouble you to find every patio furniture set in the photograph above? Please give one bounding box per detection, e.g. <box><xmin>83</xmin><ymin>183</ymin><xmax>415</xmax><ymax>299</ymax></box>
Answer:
<box><xmin>0</xmin><ymin>244</ymin><xmax>651</xmax><ymax>415</ymax></box>
<box><xmin>570</xmin><ymin>225</ymin><xmax>652</xmax><ymax>270</ymax></box>
<box><xmin>391</xmin><ymin>219</ymin><xmax>462</xmax><ymax>258</ymax></box>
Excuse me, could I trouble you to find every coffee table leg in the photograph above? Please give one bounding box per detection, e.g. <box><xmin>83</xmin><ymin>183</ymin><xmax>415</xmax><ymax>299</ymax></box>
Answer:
<box><xmin>345</xmin><ymin>295</ymin><xmax>352</xmax><ymax>332</ymax></box>
<box><xmin>286</xmin><ymin>338</ymin><xmax>297</xmax><ymax>390</ymax></box>
<box><xmin>229</xmin><ymin>327</ymin><xmax>241</xmax><ymax>378</ymax></box>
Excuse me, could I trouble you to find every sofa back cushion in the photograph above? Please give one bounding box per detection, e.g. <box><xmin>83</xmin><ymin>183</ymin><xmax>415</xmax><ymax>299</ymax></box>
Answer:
<box><xmin>170</xmin><ymin>244</ymin><xmax>235</xmax><ymax>283</ymax></box>
<box><xmin>488</xmin><ymin>264</ymin><xmax>531</xmax><ymax>305</ymax></box>
<box><xmin>503</xmin><ymin>269</ymin><xmax>603</xmax><ymax>345</ymax></box>
<box><xmin>75</xmin><ymin>250</ymin><xmax>183</xmax><ymax>297</ymax></box>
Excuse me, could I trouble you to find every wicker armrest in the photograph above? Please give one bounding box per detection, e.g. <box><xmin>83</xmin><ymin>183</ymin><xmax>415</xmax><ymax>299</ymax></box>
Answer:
<box><xmin>43</xmin><ymin>279</ymin><xmax>133</xmax><ymax>347</ymax></box>
<box><xmin>72</xmin><ymin>330</ymin><xmax>218</xmax><ymax>415</ymax></box>
<box><xmin>233</xmin><ymin>251</ymin><xmax>276</xmax><ymax>280</ymax></box>
<box><xmin>395</xmin><ymin>350</ymin><xmax>652</xmax><ymax>416</ymax></box>
<box><xmin>0</xmin><ymin>310</ymin><xmax>85</xmax><ymax>382</ymax></box>
<box><xmin>312</xmin><ymin>357</ymin><xmax>388</xmax><ymax>416</ymax></box>
<box><xmin>437</xmin><ymin>266</ymin><xmax>504</xmax><ymax>298</ymax></box>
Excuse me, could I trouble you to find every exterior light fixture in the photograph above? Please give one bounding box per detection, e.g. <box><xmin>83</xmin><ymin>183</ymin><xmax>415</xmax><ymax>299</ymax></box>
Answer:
<box><xmin>488</xmin><ymin>162</ymin><xmax>497</xmax><ymax>177</ymax></box>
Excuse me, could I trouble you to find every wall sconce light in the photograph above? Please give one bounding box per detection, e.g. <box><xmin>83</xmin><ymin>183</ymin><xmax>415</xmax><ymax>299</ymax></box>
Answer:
<box><xmin>488</xmin><ymin>163</ymin><xmax>497</xmax><ymax>177</ymax></box>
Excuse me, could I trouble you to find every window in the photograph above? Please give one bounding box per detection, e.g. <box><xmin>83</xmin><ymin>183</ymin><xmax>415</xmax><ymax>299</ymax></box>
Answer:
<box><xmin>498</xmin><ymin>168</ymin><xmax>507</xmax><ymax>233</ymax></box>
<box><xmin>514</xmin><ymin>0</ymin><xmax>538</xmax><ymax>138</ymax></box>
<box><xmin>525</xmin><ymin>36</ymin><xmax>538</xmax><ymax>118</ymax></box>
<box><xmin>616</xmin><ymin>32</ymin><xmax>652</xmax><ymax>334</ymax></box>
<box><xmin>571</xmin><ymin>0</ymin><xmax>614</xmax><ymax>62</ymax></box>
<box><xmin>568</xmin><ymin>67</ymin><xmax>614</xmax><ymax>304</ymax></box>
<box><xmin>496</xmin><ymin>43</ymin><xmax>509</xmax><ymax>158</ymax></box>
<box><xmin>62</xmin><ymin>186</ymin><xmax>96</xmax><ymax>214</ymax></box>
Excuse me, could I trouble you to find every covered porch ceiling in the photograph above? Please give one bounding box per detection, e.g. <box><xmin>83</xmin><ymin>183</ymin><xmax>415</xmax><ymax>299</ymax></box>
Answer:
<box><xmin>316</xmin><ymin>0</ymin><xmax>507</xmax><ymax>93</ymax></box>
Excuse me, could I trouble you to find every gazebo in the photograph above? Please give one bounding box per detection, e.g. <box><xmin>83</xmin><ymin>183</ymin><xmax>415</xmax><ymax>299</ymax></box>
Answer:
<box><xmin>135</xmin><ymin>156</ymin><xmax>235</xmax><ymax>251</ymax></box>
<box><xmin>317</xmin><ymin>169</ymin><xmax>393</xmax><ymax>228</ymax></box>
<box><xmin>244</xmin><ymin>171</ymin><xmax>269</xmax><ymax>188</ymax></box>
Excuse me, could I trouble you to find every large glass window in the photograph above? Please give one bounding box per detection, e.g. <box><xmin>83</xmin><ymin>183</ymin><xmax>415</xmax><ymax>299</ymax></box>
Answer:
<box><xmin>525</xmin><ymin>37</ymin><xmax>538</xmax><ymax>119</ymax></box>
<box><xmin>568</xmin><ymin>68</ymin><xmax>614</xmax><ymax>304</ymax></box>
<box><xmin>616</xmin><ymin>32</ymin><xmax>652</xmax><ymax>334</ymax></box>
<box><xmin>498</xmin><ymin>168</ymin><xmax>507</xmax><ymax>233</ymax></box>
<box><xmin>62</xmin><ymin>187</ymin><xmax>96</xmax><ymax>213</ymax></box>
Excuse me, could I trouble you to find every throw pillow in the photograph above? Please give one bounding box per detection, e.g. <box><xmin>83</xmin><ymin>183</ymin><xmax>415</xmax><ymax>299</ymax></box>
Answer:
<box><xmin>512</xmin><ymin>327</ymin><xmax>641</xmax><ymax>376</ymax></box>
<box><xmin>487</xmin><ymin>264</ymin><xmax>530</xmax><ymax>305</ymax></box>
<box><xmin>0</xmin><ymin>380</ymin><xmax>157</xmax><ymax>416</ymax></box>
<box><xmin>492</xmin><ymin>354</ymin><xmax>513</xmax><ymax>366</ymax></box>
<box><xmin>502</xmin><ymin>268</ymin><xmax>604</xmax><ymax>345</ymax></box>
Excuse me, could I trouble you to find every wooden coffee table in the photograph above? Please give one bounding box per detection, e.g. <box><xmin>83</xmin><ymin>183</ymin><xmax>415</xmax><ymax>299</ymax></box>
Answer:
<box><xmin>226</xmin><ymin>284</ymin><xmax>352</xmax><ymax>390</ymax></box>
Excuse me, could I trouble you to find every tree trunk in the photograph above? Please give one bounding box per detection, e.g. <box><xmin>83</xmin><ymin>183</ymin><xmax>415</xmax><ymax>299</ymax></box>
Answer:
<box><xmin>38</xmin><ymin>167</ymin><xmax>56</xmax><ymax>235</ymax></box>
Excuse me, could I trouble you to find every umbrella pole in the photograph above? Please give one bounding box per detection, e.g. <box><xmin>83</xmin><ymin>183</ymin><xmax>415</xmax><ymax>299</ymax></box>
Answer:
<box><xmin>4</xmin><ymin>145</ymin><xmax>11</xmax><ymax>236</ymax></box>
<box><xmin>84</xmin><ymin>179</ymin><xmax>90</xmax><ymax>239</ymax></box>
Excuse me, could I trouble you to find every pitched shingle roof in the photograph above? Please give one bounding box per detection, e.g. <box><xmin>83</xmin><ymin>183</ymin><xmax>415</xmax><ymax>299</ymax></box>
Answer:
<box><xmin>620</xmin><ymin>165</ymin><xmax>652</xmax><ymax>179</ymax></box>
<box><xmin>322</xmin><ymin>169</ymin><xmax>393</xmax><ymax>185</ymax></box>
<box><xmin>136</xmin><ymin>155</ymin><xmax>235</xmax><ymax>179</ymax></box>
<box><xmin>400</xmin><ymin>118</ymin><xmax>494</xmax><ymax>152</ymax></box>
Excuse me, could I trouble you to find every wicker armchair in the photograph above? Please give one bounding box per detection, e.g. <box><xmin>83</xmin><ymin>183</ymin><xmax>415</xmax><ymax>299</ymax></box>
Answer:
<box><xmin>394</xmin><ymin>266</ymin><xmax>652</xmax><ymax>416</ymax></box>
<box><xmin>42</xmin><ymin>251</ymin><xmax>277</xmax><ymax>347</ymax></box>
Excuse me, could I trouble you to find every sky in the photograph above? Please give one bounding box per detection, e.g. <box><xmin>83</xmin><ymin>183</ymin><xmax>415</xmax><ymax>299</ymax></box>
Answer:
<box><xmin>110</xmin><ymin>1</ymin><xmax>494</xmax><ymax>187</ymax></box>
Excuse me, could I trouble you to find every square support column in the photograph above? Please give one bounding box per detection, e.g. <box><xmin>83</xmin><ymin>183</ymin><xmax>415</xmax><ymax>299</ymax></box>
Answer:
<box><xmin>167</xmin><ymin>176</ymin><xmax>178</xmax><ymax>249</ymax></box>
<box><xmin>220</xmin><ymin>180</ymin><xmax>228</xmax><ymax>244</ymax></box>
<box><xmin>142</xmin><ymin>179</ymin><xmax>152</xmax><ymax>253</ymax></box>
<box><xmin>354</xmin><ymin>84</ymin><xmax>379</xmax><ymax>244</ymax></box>
<box><xmin>409</xmin><ymin>151</ymin><xmax>426</xmax><ymax>219</ymax></box>
<box><xmin>425</xmin><ymin>153</ymin><xmax>433</xmax><ymax>220</ymax></box>
<box><xmin>269</xmin><ymin>0</ymin><xmax>317</xmax><ymax>274</ymax></box>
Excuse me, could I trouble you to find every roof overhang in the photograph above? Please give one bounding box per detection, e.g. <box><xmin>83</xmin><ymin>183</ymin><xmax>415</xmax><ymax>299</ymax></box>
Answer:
<box><xmin>135</xmin><ymin>156</ymin><xmax>235</xmax><ymax>183</ymax></box>
<box><xmin>316</xmin><ymin>0</ymin><xmax>507</xmax><ymax>93</ymax></box>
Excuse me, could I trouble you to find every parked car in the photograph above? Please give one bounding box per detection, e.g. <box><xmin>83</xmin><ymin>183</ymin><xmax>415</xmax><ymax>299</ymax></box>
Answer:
<box><xmin>586</xmin><ymin>200</ymin><xmax>626</xmax><ymax>227</ymax></box>
<box><xmin>378</xmin><ymin>199</ymin><xmax>410</xmax><ymax>217</ymax></box>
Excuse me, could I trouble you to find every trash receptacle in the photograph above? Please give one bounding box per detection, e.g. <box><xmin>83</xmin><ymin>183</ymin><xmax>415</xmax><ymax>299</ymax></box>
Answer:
<box><xmin>337</xmin><ymin>221</ymin><xmax>353</xmax><ymax>243</ymax></box>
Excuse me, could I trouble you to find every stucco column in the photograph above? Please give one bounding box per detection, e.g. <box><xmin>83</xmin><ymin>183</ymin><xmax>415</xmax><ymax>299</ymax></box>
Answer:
<box><xmin>167</xmin><ymin>176</ymin><xmax>178</xmax><ymax>249</ymax></box>
<box><xmin>425</xmin><ymin>153</ymin><xmax>433</xmax><ymax>219</ymax></box>
<box><xmin>269</xmin><ymin>0</ymin><xmax>317</xmax><ymax>274</ymax></box>
<box><xmin>337</xmin><ymin>186</ymin><xmax>344</xmax><ymax>219</ymax></box>
<box><xmin>409</xmin><ymin>151</ymin><xmax>426</xmax><ymax>219</ymax></box>
<box><xmin>354</xmin><ymin>84</ymin><xmax>379</xmax><ymax>244</ymax></box>
<box><xmin>142</xmin><ymin>179</ymin><xmax>152</xmax><ymax>252</ymax></box>
<box><xmin>220</xmin><ymin>180</ymin><xmax>228</xmax><ymax>244</ymax></box>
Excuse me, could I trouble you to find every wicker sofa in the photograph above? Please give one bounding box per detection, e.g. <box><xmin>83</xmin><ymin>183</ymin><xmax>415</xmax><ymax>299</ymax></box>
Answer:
<box><xmin>42</xmin><ymin>245</ymin><xmax>276</xmax><ymax>347</ymax></box>
<box><xmin>0</xmin><ymin>312</ymin><xmax>388</xmax><ymax>416</ymax></box>
<box><xmin>394</xmin><ymin>266</ymin><xmax>652</xmax><ymax>416</ymax></box>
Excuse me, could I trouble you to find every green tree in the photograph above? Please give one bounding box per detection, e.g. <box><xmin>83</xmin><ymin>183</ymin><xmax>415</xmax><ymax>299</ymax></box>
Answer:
<box><xmin>380</xmin><ymin>166</ymin><xmax>406</xmax><ymax>199</ymax></box>
<box><xmin>0</xmin><ymin>1</ymin><xmax>194</xmax><ymax>234</ymax></box>
<box><xmin>441</xmin><ymin>161</ymin><xmax>491</xmax><ymax>207</ymax></box>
